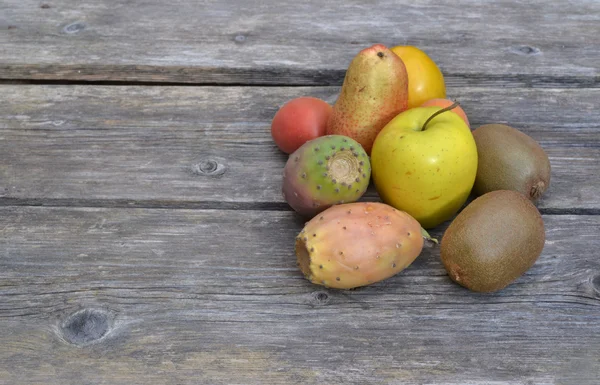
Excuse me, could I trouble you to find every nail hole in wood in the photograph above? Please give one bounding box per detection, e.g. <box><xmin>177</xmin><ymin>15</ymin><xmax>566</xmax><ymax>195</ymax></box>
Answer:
<box><xmin>60</xmin><ymin>309</ymin><xmax>111</xmax><ymax>346</ymax></box>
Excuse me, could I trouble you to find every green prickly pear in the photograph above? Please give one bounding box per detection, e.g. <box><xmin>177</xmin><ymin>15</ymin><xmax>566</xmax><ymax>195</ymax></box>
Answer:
<box><xmin>326</xmin><ymin>44</ymin><xmax>409</xmax><ymax>155</ymax></box>
<box><xmin>283</xmin><ymin>135</ymin><xmax>371</xmax><ymax>218</ymax></box>
<box><xmin>296</xmin><ymin>201</ymin><xmax>428</xmax><ymax>289</ymax></box>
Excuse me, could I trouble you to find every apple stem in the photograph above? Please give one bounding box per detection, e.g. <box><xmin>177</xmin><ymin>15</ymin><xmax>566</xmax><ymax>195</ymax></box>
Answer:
<box><xmin>421</xmin><ymin>101</ymin><xmax>460</xmax><ymax>131</ymax></box>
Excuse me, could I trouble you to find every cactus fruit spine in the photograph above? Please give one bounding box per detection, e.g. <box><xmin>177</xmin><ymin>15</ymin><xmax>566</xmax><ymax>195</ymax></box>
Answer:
<box><xmin>296</xmin><ymin>202</ymin><xmax>426</xmax><ymax>289</ymax></box>
<box><xmin>282</xmin><ymin>135</ymin><xmax>371</xmax><ymax>218</ymax></box>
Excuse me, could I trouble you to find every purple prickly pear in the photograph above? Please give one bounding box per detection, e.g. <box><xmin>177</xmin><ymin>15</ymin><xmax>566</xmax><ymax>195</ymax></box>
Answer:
<box><xmin>282</xmin><ymin>135</ymin><xmax>371</xmax><ymax>218</ymax></box>
<box><xmin>296</xmin><ymin>201</ymin><xmax>431</xmax><ymax>289</ymax></box>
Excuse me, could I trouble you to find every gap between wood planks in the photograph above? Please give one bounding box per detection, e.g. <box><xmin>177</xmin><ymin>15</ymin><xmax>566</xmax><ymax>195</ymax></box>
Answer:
<box><xmin>1</xmin><ymin>73</ymin><xmax>599</xmax><ymax>88</ymax></box>
<box><xmin>0</xmin><ymin>197</ymin><xmax>599</xmax><ymax>215</ymax></box>
<box><xmin>0</xmin><ymin>79</ymin><xmax>315</xmax><ymax>87</ymax></box>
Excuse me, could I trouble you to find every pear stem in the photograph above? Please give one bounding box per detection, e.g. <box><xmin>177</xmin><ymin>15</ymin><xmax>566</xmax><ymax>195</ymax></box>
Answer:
<box><xmin>421</xmin><ymin>101</ymin><xmax>460</xmax><ymax>131</ymax></box>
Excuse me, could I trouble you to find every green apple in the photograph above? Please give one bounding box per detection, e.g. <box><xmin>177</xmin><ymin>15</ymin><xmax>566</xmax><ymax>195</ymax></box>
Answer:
<box><xmin>370</xmin><ymin>105</ymin><xmax>478</xmax><ymax>229</ymax></box>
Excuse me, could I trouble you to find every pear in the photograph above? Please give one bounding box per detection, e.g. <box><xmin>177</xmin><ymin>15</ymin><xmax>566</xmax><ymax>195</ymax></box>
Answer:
<box><xmin>327</xmin><ymin>44</ymin><xmax>409</xmax><ymax>154</ymax></box>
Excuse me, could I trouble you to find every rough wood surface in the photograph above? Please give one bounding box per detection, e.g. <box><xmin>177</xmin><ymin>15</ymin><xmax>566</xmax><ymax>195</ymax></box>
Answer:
<box><xmin>1</xmin><ymin>206</ymin><xmax>599</xmax><ymax>384</ymax></box>
<box><xmin>1</xmin><ymin>0</ymin><xmax>599</xmax><ymax>84</ymax></box>
<box><xmin>1</xmin><ymin>85</ymin><xmax>598</xmax><ymax>211</ymax></box>
<box><xmin>2</xmin><ymin>0</ymin><xmax>600</xmax><ymax>383</ymax></box>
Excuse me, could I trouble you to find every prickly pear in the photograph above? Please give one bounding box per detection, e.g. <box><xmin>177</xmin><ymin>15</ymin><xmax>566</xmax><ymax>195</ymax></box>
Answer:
<box><xmin>283</xmin><ymin>135</ymin><xmax>371</xmax><ymax>218</ymax></box>
<box><xmin>295</xmin><ymin>202</ymin><xmax>427</xmax><ymax>289</ymax></box>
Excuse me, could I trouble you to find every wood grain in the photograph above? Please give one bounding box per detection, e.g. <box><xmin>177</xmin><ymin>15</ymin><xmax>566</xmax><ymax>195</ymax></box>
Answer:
<box><xmin>1</xmin><ymin>0</ymin><xmax>599</xmax><ymax>84</ymax></box>
<box><xmin>1</xmin><ymin>206</ymin><xmax>599</xmax><ymax>384</ymax></box>
<box><xmin>1</xmin><ymin>85</ymin><xmax>599</xmax><ymax>211</ymax></box>
<box><xmin>2</xmin><ymin>1</ymin><xmax>599</xmax><ymax>384</ymax></box>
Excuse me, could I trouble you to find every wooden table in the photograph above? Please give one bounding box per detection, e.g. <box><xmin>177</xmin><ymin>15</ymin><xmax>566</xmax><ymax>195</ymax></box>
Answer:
<box><xmin>1</xmin><ymin>1</ymin><xmax>599</xmax><ymax>384</ymax></box>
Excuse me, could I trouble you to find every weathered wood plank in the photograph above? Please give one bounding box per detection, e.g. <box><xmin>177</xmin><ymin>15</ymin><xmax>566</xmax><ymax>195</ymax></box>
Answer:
<box><xmin>1</xmin><ymin>85</ymin><xmax>599</xmax><ymax>210</ymax></box>
<box><xmin>1</xmin><ymin>0</ymin><xmax>599</xmax><ymax>84</ymax></box>
<box><xmin>1</xmin><ymin>207</ymin><xmax>599</xmax><ymax>384</ymax></box>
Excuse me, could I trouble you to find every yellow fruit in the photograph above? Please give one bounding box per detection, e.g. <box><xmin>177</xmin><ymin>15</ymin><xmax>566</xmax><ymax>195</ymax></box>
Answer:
<box><xmin>371</xmin><ymin>106</ymin><xmax>478</xmax><ymax>229</ymax></box>
<box><xmin>327</xmin><ymin>44</ymin><xmax>408</xmax><ymax>154</ymax></box>
<box><xmin>390</xmin><ymin>46</ymin><xmax>446</xmax><ymax>109</ymax></box>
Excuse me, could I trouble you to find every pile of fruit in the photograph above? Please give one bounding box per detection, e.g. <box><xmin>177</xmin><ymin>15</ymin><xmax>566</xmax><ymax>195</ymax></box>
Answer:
<box><xmin>270</xmin><ymin>44</ymin><xmax>551</xmax><ymax>293</ymax></box>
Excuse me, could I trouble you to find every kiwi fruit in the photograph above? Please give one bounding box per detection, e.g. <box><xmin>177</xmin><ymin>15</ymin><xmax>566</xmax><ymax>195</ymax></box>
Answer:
<box><xmin>440</xmin><ymin>190</ymin><xmax>545</xmax><ymax>293</ymax></box>
<box><xmin>473</xmin><ymin>124</ymin><xmax>551</xmax><ymax>201</ymax></box>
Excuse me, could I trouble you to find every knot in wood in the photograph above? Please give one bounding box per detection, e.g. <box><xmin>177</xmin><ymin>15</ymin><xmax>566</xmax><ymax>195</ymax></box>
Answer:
<box><xmin>592</xmin><ymin>275</ymin><xmax>600</xmax><ymax>295</ymax></box>
<box><xmin>511</xmin><ymin>45</ymin><xmax>541</xmax><ymax>56</ymax></box>
<box><xmin>310</xmin><ymin>291</ymin><xmax>330</xmax><ymax>306</ymax></box>
<box><xmin>234</xmin><ymin>34</ymin><xmax>247</xmax><ymax>44</ymax></box>
<box><xmin>191</xmin><ymin>158</ymin><xmax>227</xmax><ymax>177</ymax></box>
<box><xmin>63</xmin><ymin>22</ymin><xmax>86</xmax><ymax>34</ymax></box>
<box><xmin>61</xmin><ymin>309</ymin><xmax>111</xmax><ymax>346</ymax></box>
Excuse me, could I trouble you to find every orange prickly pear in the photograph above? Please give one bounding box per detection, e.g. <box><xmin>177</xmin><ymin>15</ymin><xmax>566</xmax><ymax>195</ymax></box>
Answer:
<box><xmin>326</xmin><ymin>44</ymin><xmax>409</xmax><ymax>154</ymax></box>
<box><xmin>295</xmin><ymin>202</ymin><xmax>433</xmax><ymax>289</ymax></box>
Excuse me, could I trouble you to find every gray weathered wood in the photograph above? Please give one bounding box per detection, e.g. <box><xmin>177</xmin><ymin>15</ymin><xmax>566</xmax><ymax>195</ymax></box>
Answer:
<box><xmin>1</xmin><ymin>85</ymin><xmax>599</xmax><ymax>211</ymax></box>
<box><xmin>1</xmin><ymin>207</ymin><xmax>599</xmax><ymax>384</ymax></box>
<box><xmin>1</xmin><ymin>0</ymin><xmax>599</xmax><ymax>84</ymax></box>
<box><xmin>2</xmin><ymin>1</ymin><xmax>599</xmax><ymax>384</ymax></box>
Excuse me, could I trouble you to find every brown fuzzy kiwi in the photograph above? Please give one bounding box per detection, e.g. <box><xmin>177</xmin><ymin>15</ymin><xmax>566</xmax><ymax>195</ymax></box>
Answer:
<box><xmin>473</xmin><ymin>124</ymin><xmax>551</xmax><ymax>201</ymax></box>
<box><xmin>440</xmin><ymin>190</ymin><xmax>545</xmax><ymax>293</ymax></box>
